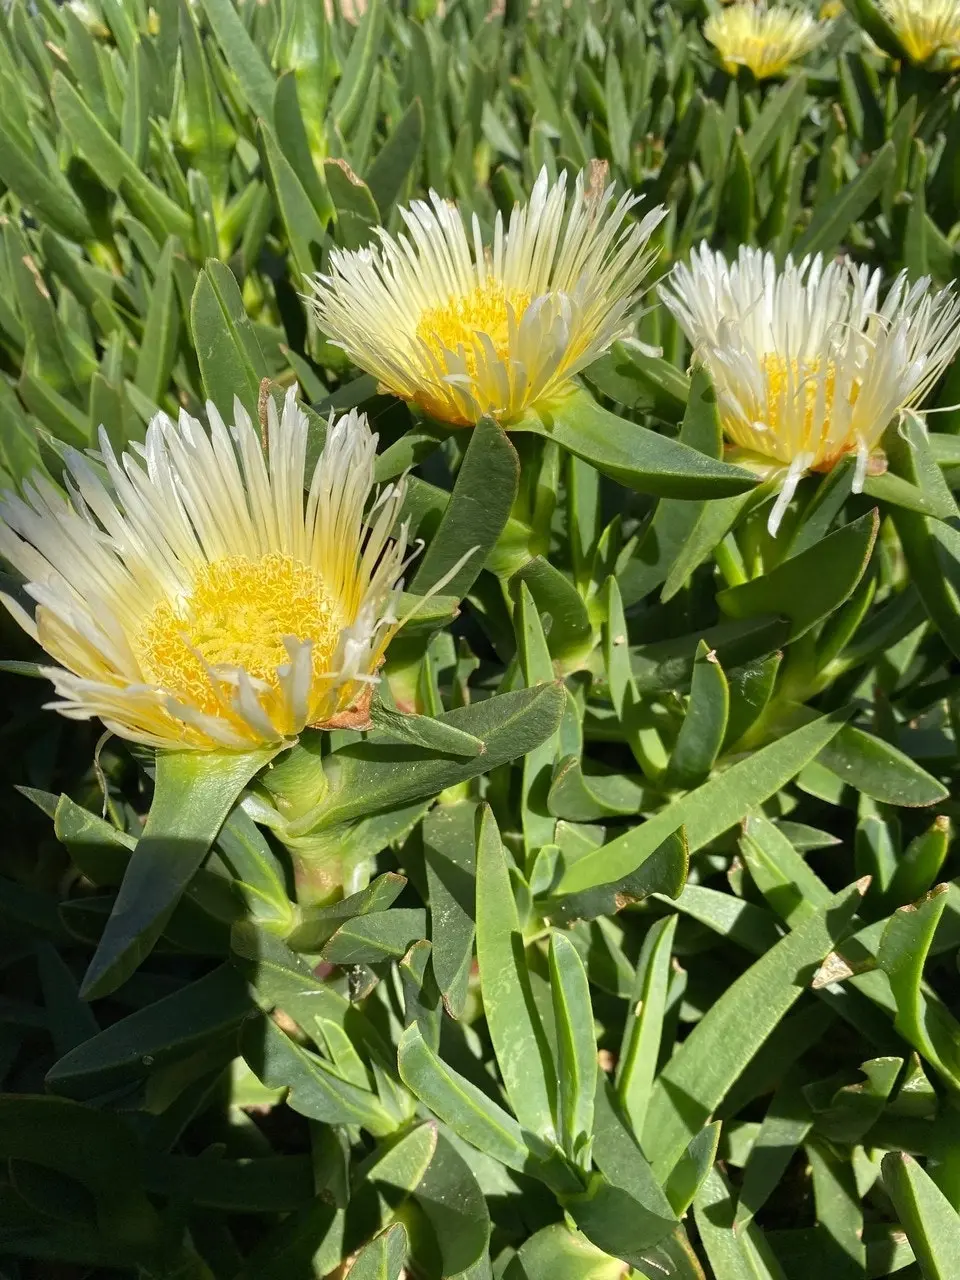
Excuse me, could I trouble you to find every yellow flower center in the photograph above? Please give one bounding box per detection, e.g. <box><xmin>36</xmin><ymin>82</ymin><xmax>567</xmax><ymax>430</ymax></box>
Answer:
<box><xmin>137</xmin><ymin>553</ymin><xmax>343</xmax><ymax>716</ymax></box>
<box><xmin>727</xmin><ymin>35</ymin><xmax>795</xmax><ymax>78</ymax></box>
<box><xmin>416</xmin><ymin>282</ymin><xmax>531</xmax><ymax>376</ymax></box>
<box><xmin>761</xmin><ymin>354</ymin><xmax>861</xmax><ymax>465</ymax></box>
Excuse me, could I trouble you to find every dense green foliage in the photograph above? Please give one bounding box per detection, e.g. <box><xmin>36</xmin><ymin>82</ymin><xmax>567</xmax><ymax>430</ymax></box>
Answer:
<box><xmin>3</xmin><ymin>0</ymin><xmax>960</xmax><ymax>1277</ymax></box>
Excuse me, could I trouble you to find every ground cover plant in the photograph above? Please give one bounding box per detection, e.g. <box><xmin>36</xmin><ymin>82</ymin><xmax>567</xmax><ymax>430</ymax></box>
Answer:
<box><xmin>3</xmin><ymin>0</ymin><xmax>960</xmax><ymax>1276</ymax></box>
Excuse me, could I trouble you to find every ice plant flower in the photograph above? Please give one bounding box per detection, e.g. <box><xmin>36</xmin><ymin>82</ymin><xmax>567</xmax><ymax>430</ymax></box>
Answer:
<box><xmin>660</xmin><ymin>244</ymin><xmax>960</xmax><ymax>533</ymax></box>
<box><xmin>704</xmin><ymin>3</ymin><xmax>826</xmax><ymax>79</ymax></box>
<box><xmin>0</xmin><ymin>390</ymin><xmax>411</xmax><ymax>749</ymax></box>
<box><xmin>308</xmin><ymin>166</ymin><xmax>666</xmax><ymax>427</ymax></box>
<box><xmin>877</xmin><ymin>0</ymin><xmax>960</xmax><ymax>66</ymax></box>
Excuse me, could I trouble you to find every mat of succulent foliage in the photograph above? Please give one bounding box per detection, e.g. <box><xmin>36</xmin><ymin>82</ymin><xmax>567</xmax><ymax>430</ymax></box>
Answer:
<box><xmin>1</xmin><ymin>0</ymin><xmax>960</xmax><ymax>1277</ymax></box>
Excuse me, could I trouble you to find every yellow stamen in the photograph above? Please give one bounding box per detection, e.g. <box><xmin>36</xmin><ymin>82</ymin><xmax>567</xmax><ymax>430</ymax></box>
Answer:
<box><xmin>416</xmin><ymin>282</ymin><xmax>531</xmax><ymax>377</ymax></box>
<box><xmin>138</xmin><ymin>553</ymin><xmax>343</xmax><ymax>717</ymax></box>
<box><xmin>757</xmin><ymin>354</ymin><xmax>861</xmax><ymax>467</ymax></box>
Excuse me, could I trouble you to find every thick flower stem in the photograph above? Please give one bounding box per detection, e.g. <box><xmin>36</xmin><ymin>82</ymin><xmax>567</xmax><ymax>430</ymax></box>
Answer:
<box><xmin>286</xmin><ymin>833</ymin><xmax>350</xmax><ymax>908</ymax></box>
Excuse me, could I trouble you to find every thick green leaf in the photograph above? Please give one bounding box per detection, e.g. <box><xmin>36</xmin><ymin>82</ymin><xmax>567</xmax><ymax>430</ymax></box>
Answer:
<box><xmin>177</xmin><ymin>0</ymin><xmax>235</xmax><ymax>204</ymax></box>
<box><xmin>321</xmin><ymin>908</ymin><xmax>426</xmax><ymax>965</ymax></box>
<box><xmin>549</xmin><ymin>931</ymin><xmax>596</xmax><ymax>1161</ymax></box>
<box><xmin>591</xmin><ymin>1076</ymin><xmax>677</xmax><ymax>1226</ymax></box>
<box><xmin>695</xmin><ymin>1164</ymin><xmax>788</xmax><ymax>1280</ymax></box>
<box><xmin>231</xmin><ymin>923</ymin><xmax>350</xmax><ymax>1029</ymax></box>
<box><xmin>583</xmin><ymin>343</ymin><xmax>689</xmax><ymax>422</ymax></box>
<box><xmin>622</xmin><ymin>365</ymin><xmax>724</xmax><ymax>602</ymax></box>
<box><xmin>718</xmin><ymin>511</ymin><xmax>879</xmax><ymax>641</ymax></box>
<box><xmin>631</xmin><ymin>616</ymin><xmax>788</xmax><ymax>695</ymax></box>
<box><xmin>80</xmin><ymin>746</ymin><xmax>278</xmax><ymax>1000</ymax></box>
<box><xmin>818</xmin><ymin>724</ymin><xmax>948</xmax><ymax>807</ymax></box>
<box><xmin>476</xmin><ymin>804</ymin><xmax>555</xmax><ymax>1140</ymax></box>
<box><xmin>514</xmin><ymin>388</ymin><xmax>754</xmax><ymax>499</ymax></box>
<box><xmin>47</xmin><ymin>965</ymin><xmax>251</xmax><ymax>1099</ymax></box>
<box><xmin>616</xmin><ymin>915</ymin><xmax>677</xmax><ymax>1137</ymax></box>
<box><xmin>325</xmin><ymin>158</ymin><xmax>381</xmax><ymax>249</ymax></box>
<box><xmin>190</xmin><ymin>258</ymin><xmax>268</xmax><ymax>420</ymax></box>
<box><xmin>510</xmin><ymin>557</ymin><xmax>592</xmax><ymax>662</ymax></box>
<box><xmin>664</xmin><ymin>1122</ymin><xmax>721</xmax><ymax>1217</ymax></box>
<box><xmin>666</xmin><ymin>641</ymin><xmax>729</xmax><ymax>788</ymax></box>
<box><xmin>196</xmin><ymin>0</ymin><xmax>275</xmax><ymax>121</ymax></box>
<box><xmin>888</xmin><ymin>818</ymin><xmax>951</xmax><ymax>907</ymax></box>
<box><xmin>410</xmin><ymin>416</ymin><xmax>519</xmax><ymax>598</ymax></box>
<box><xmin>547</xmin><ymin>755</ymin><xmax>648</xmax><ymax>823</ymax></box>
<box><xmin>724</xmin><ymin>653</ymin><xmax>782</xmax><ymax>749</ymax></box>
<box><xmin>288</xmin><ymin>872</ymin><xmax>406</xmax><ymax>951</ymax></box>
<box><xmin>740</xmin><ymin>811</ymin><xmax>830</xmax><ymax>927</ymax></box>
<box><xmin>882</xmin><ymin>1152</ymin><xmax>960</xmax><ymax>1280</ymax></box>
<box><xmin>543</xmin><ymin>828</ymin><xmax>688</xmax><ymax>924</ymax></box>
<box><xmin>643</xmin><ymin>878</ymin><xmax>868</xmax><ymax>1178</ymax></box>
<box><xmin>370</xmin><ymin>703</ymin><xmax>484</xmax><ymax>757</ymax></box>
<box><xmin>792</xmin><ymin>141</ymin><xmax>895</xmax><ymax>259</ymax></box>
<box><xmin>367</xmin><ymin>96</ymin><xmax>424</xmax><ymax>217</ymax></box>
<box><xmin>506</xmin><ymin>1224</ymin><xmax>629</xmax><ymax>1280</ymax></box>
<box><xmin>422</xmin><ymin>800</ymin><xmax>476</xmax><ymax>1019</ymax></box>
<box><xmin>743</xmin><ymin>75</ymin><xmax>807</xmax><ymax>168</ymax></box>
<box><xmin>892</xmin><ymin>510</ymin><xmax>960</xmax><ymax>661</ymax></box>
<box><xmin>414</xmin><ymin>1130</ymin><xmax>491</xmax><ymax>1274</ymax></box>
<box><xmin>272</xmin><ymin>70</ymin><xmax>335</xmax><ymax>223</ymax></box>
<box><xmin>515</xmin><ymin>581</ymin><xmax>562</xmax><ymax>853</ymax></box>
<box><xmin>133</xmin><ymin>236</ymin><xmax>180</xmax><ymax>405</ymax></box>
<box><xmin>330</xmin><ymin>0</ymin><xmax>386</xmax><ymax>135</ymax></box>
<box><xmin>214</xmin><ymin>807</ymin><xmax>293</xmax><ymax>927</ymax></box>
<box><xmin>735</xmin><ymin>1080</ymin><xmax>813</xmax><ymax>1229</ymax></box>
<box><xmin>257</xmin><ymin>119</ymin><xmax>329</xmax><ymax>278</ymax></box>
<box><xmin>52</xmin><ymin>72</ymin><xmax>192</xmax><ymax>245</ymax></box>
<box><xmin>397</xmin><ymin>1023</ymin><xmax>529</xmax><ymax>1171</ymax></box>
<box><xmin>877</xmin><ymin>886</ymin><xmax>960</xmax><ymax>1090</ymax></box>
<box><xmin>306</xmin><ymin>684</ymin><xmax>564</xmax><ymax>831</ymax></box>
<box><xmin>557</xmin><ymin>712</ymin><xmax>849</xmax><ymax>896</ymax></box>
<box><xmin>35</xmin><ymin>943</ymin><xmax>99</xmax><ymax>1060</ymax></box>
<box><xmin>360</xmin><ymin>1121</ymin><xmax>437</xmax><ymax>1200</ymax></box>
<box><xmin>243</xmin><ymin>1016</ymin><xmax>395</xmax><ymax>1136</ymax></box>
<box><xmin>0</xmin><ymin>126</ymin><xmax>93</xmax><ymax>242</ymax></box>
<box><xmin>346</xmin><ymin>1223</ymin><xmax>407</xmax><ymax>1280</ymax></box>
<box><xmin>605</xmin><ymin>52</ymin><xmax>630</xmax><ymax>171</ymax></box>
<box><xmin>563</xmin><ymin>1173</ymin><xmax>684</xmax><ymax>1265</ymax></box>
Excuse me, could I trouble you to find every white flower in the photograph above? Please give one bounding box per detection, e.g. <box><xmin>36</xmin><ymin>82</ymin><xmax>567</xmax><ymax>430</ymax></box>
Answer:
<box><xmin>877</xmin><ymin>0</ymin><xmax>960</xmax><ymax>66</ymax></box>
<box><xmin>308</xmin><ymin>165</ymin><xmax>666</xmax><ymax>426</ymax></box>
<box><xmin>0</xmin><ymin>391</ymin><xmax>409</xmax><ymax>749</ymax></box>
<box><xmin>704</xmin><ymin>3</ymin><xmax>826</xmax><ymax>79</ymax></box>
<box><xmin>660</xmin><ymin>244</ymin><xmax>960</xmax><ymax>532</ymax></box>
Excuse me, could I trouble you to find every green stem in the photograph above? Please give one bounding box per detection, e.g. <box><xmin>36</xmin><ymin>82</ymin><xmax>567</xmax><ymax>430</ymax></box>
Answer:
<box><xmin>714</xmin><ymin>535</ymin><xmax>747</xmax><ymax>588</ymax></box>
<box><xmin>284</xmin><ymin>827</ymin><xmax>377</xmax><ymax>907</ymax></box>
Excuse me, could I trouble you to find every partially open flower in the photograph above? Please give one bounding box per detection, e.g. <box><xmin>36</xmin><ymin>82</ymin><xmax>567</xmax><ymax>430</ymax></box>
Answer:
<box><xmin>0</xmin><ymin>391</ymin><xmax>410</xmax><ymax>749</ymax></box>
<box><xmin>877</xmin><ymin>0</ymin><xmax>960</xmax><ymax>67</ymax></box>
<box><xmin>704</xmin><ymin>3</ymin><xmax>826</xmax><ymax>79</ymax></box>
<box><xmin>308</xmin><ymin>166</ymin><xmax>666</xmax><ymax>427</ymax></box>
<box><xmin>660</xmin><ymin>244</ymin><xmax>960</xmax><ymax>532</ymax></box>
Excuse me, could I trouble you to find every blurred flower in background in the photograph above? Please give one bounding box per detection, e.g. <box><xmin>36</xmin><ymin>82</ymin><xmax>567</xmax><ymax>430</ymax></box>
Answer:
<box><xmin>878</xmin><ymin>0</ymin><xmax>960</xmax><ymax>67</ymax></box>
<box><xmin>660</xmin><ymin>244</ymin><xmax>960</xmax><ymax>532</ymax></box>
<box><xmin>705</xmin><ymin>2</ymin><xmax>828</xmax><ymax>79</ymax></box>
<box><xmin>309</xmin><ymin>165</ymin><xmax>666</xmax><ymax>427</ymax></box>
